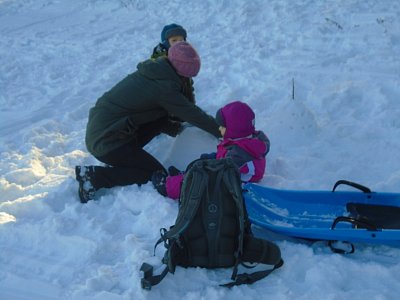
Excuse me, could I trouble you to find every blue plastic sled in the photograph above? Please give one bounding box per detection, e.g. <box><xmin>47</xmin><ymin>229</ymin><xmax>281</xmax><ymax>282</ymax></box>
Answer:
<box><xmin>243</xmin><ymin>180</ymin><xmax>400</xmax><ymax>247</ymax></box>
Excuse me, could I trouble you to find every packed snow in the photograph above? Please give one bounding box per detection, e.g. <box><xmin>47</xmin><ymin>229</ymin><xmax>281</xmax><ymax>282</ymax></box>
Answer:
<box><xmin>1</xmin><ymin>0</ymin><xmax>400</xmax><ymax>299</ymax></box>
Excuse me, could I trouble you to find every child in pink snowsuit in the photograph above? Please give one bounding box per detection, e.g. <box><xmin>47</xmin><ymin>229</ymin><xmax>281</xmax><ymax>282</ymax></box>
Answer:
<box><xmin>154</xmin><ymin>101</ymin><xmax>270</xmax><ymax>200</ymax></box>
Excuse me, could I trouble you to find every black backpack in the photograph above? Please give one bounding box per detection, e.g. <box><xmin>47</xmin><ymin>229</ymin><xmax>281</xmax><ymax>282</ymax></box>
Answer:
<box><xmin>140</xmin><ymin>158</ymin><xmax>283</xmax><ymax>289</ymax></box>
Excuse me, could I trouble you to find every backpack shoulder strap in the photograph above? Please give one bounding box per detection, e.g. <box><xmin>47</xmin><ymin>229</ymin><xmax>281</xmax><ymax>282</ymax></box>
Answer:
<box><xmin>163</xmin><ymin>162</ymin><xmax>209</xmax><ymax>240</ymax></box>
<box><xmin>220</xmin><ymin>159</ymin><xmax>246</xmax><ymax>279</ymax></box>
<box><xmin>140</xmin><ymin>161</ymin><xmax>210</xmax><ymax>290</ymax></box>
<box><xmin>221</xmin><ymin>158</ymin><xmax>283</xmax><ymax>286</ymax></box>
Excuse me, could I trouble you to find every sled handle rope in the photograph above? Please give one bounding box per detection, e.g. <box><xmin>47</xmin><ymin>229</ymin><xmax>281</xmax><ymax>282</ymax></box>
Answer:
<box><xmin>332</xmin><ymin>180</ymin><xmax>371</xmax><ymax>193</ymax></box>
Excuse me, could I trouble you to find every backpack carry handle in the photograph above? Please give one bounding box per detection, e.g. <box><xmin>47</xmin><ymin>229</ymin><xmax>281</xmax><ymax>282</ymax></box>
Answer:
<box><xmin>332</xmin><ymin>180</ymin><xmax>371</xmax><ymax>193</ymax></box>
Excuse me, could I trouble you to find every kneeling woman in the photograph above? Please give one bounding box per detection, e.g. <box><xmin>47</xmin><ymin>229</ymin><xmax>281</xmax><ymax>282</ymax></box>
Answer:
<box><xmin>75</xmin><ymin>41</ymin><xmax>221</xmax><ymax>203</ymax></box>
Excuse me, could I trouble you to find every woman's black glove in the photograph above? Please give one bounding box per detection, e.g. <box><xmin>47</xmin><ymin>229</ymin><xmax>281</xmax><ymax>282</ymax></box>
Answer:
<box><xmin>161</xmin><ymin>120</ymin><xmax>183</xmax><ymax>137</ymax></box>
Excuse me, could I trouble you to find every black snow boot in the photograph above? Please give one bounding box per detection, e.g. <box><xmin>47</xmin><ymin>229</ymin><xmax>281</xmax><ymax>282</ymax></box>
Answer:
<box><xmin>75</xmin><ymin>166</ymin><xmax>96</xmax><ymax>203</ymax></box>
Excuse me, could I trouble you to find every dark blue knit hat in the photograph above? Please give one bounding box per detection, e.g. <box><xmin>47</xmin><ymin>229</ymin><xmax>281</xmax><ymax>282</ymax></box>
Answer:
<box><xmin>161</xmin><ymin>24</ymin><xmax>187</xmax><ymax>49</ymax></box>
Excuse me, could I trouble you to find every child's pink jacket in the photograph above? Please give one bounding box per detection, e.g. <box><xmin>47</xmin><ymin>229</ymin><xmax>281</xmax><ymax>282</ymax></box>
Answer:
<box><xmin>166</xmin><ymin>131</ymin><xmax>270</xmax><ymax>200</ymax></box>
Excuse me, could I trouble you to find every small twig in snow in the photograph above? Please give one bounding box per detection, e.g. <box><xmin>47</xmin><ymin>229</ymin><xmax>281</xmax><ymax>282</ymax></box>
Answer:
<box><xmin>325</xmin><ymin>18</ymin><xmax>343</xmax><ymax>30</ymax></box>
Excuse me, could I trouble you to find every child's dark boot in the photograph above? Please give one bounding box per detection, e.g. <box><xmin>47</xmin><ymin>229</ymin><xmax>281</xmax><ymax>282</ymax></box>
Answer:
<box><xmin>151</xmin><ymin>170</ymin><xmax>168</xmax><ymax>197</ymax></box>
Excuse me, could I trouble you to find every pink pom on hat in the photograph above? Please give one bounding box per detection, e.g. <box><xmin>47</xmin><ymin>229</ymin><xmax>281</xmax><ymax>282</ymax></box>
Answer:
<box><xmin>167</xmin><ymin>41</ymin><xmax>201</xmax><ymax>78</ymax></box>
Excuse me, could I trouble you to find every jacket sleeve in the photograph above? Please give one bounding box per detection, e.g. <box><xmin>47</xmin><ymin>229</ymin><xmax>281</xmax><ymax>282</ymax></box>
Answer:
<box><xmin>254</xmin><ymin>130</ymin><xmax>270</xmax><ymax>155</ymax></box>
<box><xmin>224</xmin><ymin>145</ymin><xmax>257</xmax><ymax>182</ymax></box>
<box><xmin>158</xmin><ymin>92</ymin><xmax>221</xmax><ymax>138</ymax></box>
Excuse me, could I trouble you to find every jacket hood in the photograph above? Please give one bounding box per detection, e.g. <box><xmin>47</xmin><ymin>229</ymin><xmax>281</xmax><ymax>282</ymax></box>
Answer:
<box><xmin>216</xmin><ymin>101</ymin><xmax>255</xmax><ymax>139</ymax></box>
<box><xmin>137</xmin><ymin>58</ymin><xmax>179</xmax><ymax>81</ymax></box>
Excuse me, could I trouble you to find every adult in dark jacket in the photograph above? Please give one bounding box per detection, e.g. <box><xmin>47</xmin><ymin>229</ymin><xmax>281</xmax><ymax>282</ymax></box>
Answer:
<box><xmin>75</xmin><ymin>41</ymin><xmax>221</xmax><ymax>203</ymax></box>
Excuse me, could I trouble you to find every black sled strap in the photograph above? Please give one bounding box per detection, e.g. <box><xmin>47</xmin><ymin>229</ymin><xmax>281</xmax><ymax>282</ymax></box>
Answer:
<box><xmin>221</xmin><ymin>259</ymin><xmax>284</xmax><ymax>288</ymax></box>
<box><xmin>140</xmin><ymin>263</ymin><xmax>169</xmax><ymax>290</ymax></box>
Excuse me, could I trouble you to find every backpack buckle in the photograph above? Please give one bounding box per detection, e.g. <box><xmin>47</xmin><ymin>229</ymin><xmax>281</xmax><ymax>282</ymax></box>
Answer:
<box><xmin>141</xmin><ymin>278</ymin><xmax>152</xmax><ymax>290</ymax></box>
<box><xmin>140</xmin><ymin>263</ymin><xmax>154</xmax><ymax>290</ymax></box>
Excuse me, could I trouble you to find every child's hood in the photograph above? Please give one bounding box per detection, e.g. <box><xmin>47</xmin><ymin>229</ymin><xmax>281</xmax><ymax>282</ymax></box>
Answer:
<box><xmin>216</xmin><ymin>101</ymin><xmax>255</xmax><ymax>139</ymax></box>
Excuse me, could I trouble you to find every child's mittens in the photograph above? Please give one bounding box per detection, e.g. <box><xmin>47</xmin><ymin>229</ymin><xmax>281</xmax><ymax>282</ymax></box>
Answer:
<box><xmin>168</xmin><ymin>165</ymin><xmax>183</xmax><ymax>176</ymax></box>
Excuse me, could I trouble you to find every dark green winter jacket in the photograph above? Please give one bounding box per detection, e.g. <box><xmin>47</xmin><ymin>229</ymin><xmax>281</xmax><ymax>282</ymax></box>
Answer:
<box><xmin>85</xmin><ymin>57</ymin><xmax>220</xmax><ymax>157</ymax></box>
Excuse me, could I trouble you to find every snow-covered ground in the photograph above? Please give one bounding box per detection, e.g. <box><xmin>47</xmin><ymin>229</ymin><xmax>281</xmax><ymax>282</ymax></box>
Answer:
<box><xmin>1</xmin><ymin>0</ymin><xmax>400</xmax><ymax>299</ymax></box>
